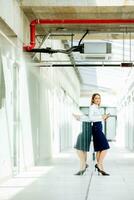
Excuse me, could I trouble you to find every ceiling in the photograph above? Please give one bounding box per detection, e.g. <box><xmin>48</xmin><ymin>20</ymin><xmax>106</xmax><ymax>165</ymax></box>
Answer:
<box><xmin>21</xmin><ymin>1</ymin><xmax>134</xmax><ymax>101</ymax></box>
<box><xmin>21</xmin><ymin>3</ymin><xmax>134</xmax><ymax>39</ymax></box>
<box><xmin>20</xmin><ymin>0</ymin><xmax>134</xmax><ymax>6</ymax></box>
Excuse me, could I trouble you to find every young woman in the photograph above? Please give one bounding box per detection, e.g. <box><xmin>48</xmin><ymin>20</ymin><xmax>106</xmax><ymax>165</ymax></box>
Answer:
<box><xmin>89</xmin><ymin>93</ymin><xmax>110</xmax><ymax>176</ymax></box>
<box><xmin>74</xmin><ymin>93</ymin><xmax>110</xmax><ymax>176</ymax></box>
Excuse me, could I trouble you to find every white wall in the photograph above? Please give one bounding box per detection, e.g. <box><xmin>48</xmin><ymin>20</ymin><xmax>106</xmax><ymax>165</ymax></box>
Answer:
<box><xmin>0</xmin><ymin>31</ymin><xmax>36</xmax><ymax>178</ymax></box>
<box><xmin>37</xmin><ymin>66</ymin><xmax>80</xmax><ymax>162</ymax></box>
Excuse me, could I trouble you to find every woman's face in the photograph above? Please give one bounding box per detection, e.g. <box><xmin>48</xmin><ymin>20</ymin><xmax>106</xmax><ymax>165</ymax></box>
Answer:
<box><xmin>93</xmin><ymin>95</ymin><xmax>101</xmax><ymax>105</ymax></box>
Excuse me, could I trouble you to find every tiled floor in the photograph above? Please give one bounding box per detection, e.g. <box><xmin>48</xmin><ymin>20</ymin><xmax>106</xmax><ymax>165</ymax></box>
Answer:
<box><xmin>0</xmin><ymin>142</ymin><xmax>134</xmax><ymax>200</ymax></box>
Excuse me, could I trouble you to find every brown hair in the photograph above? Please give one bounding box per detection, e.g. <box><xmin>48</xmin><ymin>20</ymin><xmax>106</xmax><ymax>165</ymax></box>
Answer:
<box><xmin>91</xmin><ymin>93</ymin><xmax>101</xmax><ymax>105</ymax></box>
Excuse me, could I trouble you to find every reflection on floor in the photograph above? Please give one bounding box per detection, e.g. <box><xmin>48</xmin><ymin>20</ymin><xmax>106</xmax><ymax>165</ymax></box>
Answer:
<box><xmin>0</xmin><ymin>142</ymin><xmax>134</xmax><ymax>200</ymax></box>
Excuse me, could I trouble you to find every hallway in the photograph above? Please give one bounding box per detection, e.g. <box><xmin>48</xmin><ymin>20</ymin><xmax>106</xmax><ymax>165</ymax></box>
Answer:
<box><xmin>1</xmin><ymin>1</ymin><xmax>134</xmax><ymax>199</ymax></box>
<box><xmin>0</xmin><ymin>143</ymin><xmax>134</xmax><ymax>200</ymax></box>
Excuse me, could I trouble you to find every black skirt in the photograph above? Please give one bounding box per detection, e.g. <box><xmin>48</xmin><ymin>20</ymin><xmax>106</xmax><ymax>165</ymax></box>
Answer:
<box><xmin>92</xmin><ymin>122</ymin><xmax>110</xmax><ymax>152</ymax></box>
<box><xmin>74</xmin><ymin>122</ymin><xmax>92</xmax><ymax>152</ymax></box>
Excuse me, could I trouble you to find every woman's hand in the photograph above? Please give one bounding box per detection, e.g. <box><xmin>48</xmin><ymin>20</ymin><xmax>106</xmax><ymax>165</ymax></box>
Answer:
<box><xmin>72</xmin><ymin>113</ymin><xmax>80</xmax><ymax>121</ymax></box>
<box><xmin>102</xmin><ymin>114</ymin><xmax>110</xmax><ymax>120</ymax></box>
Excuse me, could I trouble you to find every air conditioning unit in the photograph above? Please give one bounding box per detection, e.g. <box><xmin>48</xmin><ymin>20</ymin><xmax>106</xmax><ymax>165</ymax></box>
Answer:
<box><xmin>81</xmin><ymin>42</ymin><xmax>112</xmax><ymax>54</ymax></box>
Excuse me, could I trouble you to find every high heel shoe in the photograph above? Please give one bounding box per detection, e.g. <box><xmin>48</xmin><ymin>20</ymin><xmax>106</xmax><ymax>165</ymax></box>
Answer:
<box><xmin>74</xmin><ymin>168</ymin><xmax>86</xmax><ymax>175</ymax></box>
<box><xmin>86</xmin><ymin>164</ymin><xmax>89</xmax><ymax>168</ymax></box>
<box><xmin>95</xmin><ymin>164</ymin><xmax>110</xmax><ymax>176</ymax></box>
<box><xmin>99</xmin><ymin>170</ymin><xmax>110</xmax><ymax>176</ymax></box>
<box><xmin>95</xmin><ymin>164</ymin><xmax>99</xmax><ymax>171</ymax></box>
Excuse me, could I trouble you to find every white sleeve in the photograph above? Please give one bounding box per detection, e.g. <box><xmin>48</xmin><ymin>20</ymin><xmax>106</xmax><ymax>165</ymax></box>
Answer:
<box><xmin>79</xmin><ymin>115</ymin><xmax>89</xmax><ymax>122</ymax></box>
<box><xmin>79</xmin><ymin>108</ymin><xmax>90</xmax><ymax>122</ymax></box>
<box><xmin>89</xmin><ymin>106</ymin><xmax>103</xmax><ymax>122</ymax></box>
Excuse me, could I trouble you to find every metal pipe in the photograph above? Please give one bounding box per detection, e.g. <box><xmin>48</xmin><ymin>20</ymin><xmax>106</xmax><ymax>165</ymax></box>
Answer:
<box><xmin>23</xmin><ymin>19</ymin><xmax>134</xmax><ymax>51</ymax></box>
<box><xmin>39</xmin><ymin>64</ymin><xmax>122</xmax><ymax>67</ymax></box>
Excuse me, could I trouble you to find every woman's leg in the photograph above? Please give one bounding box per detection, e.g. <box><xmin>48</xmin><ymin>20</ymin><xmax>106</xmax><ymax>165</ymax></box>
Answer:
<box><xmin>96</xmin><ymin>151</ymin><xmax>101</xmax><ymax>164</ymax></box>
<box><xmin>97</xmin><ymin>150</ymin><xmax>107</xmax><ymax>171</ymax></box>
<box><xmin>84</xmin><ymin>152</ymin><xmax>87</xmax><ymax>163</ymax></box>
<box><xmin>76</xmin><ymin>150</ymin><xmax>86</xmax><ymax>170</ymax></box>
<box><xmin>84</xmin><ymin>152</ymin><xmax>89</xmax><ymax>168</ymax></box>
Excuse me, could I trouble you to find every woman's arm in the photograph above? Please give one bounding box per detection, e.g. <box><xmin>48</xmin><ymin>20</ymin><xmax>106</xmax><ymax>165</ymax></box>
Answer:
<box><xmin>79</xmin><ymin>114</ymin><xmax>89</xmax><ymax>122</ymax></box>
<box><xmin>72</xmin><ymin>114</ymin><xmax>80</xmax><ymax>121</ymax></box>
<box><xmin>72</xmin><ymin>113</ymin><xmax>89</xmax><ymax>121</ymax></box>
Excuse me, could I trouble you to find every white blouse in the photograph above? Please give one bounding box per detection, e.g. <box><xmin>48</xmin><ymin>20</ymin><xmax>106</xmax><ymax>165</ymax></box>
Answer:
<box><xmin>80</xmin><ymin>104</ymin><xmax>103</xmax><ymax>122</ymax></box>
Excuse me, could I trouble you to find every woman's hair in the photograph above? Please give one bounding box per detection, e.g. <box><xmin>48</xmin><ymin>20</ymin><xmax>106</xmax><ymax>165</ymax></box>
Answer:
<box><xmin>91</xmin><ymin>93</ymin><xmax>101</xmax><ymax>105</ymax></box>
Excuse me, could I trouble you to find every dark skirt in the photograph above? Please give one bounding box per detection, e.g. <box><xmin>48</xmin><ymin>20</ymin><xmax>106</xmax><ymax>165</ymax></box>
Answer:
<box><xmin>92</xmin><ymin>121</ymin><xmax>110</xmax><ymax>152</ymax></box>
<box><xmin>74</xmin><ymin>122</ymin><xmax>92</xmax><ymax>152</ymax></box>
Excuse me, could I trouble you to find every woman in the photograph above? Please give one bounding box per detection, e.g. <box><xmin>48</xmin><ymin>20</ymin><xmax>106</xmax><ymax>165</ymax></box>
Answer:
<box><xmin>73</xmin><ymin>93</ymin><xmax>110</xmax><ymax>176</ymax></box>
<box><xmin>89</xmin><ymin>93</ymin><xmax>110</xmax><ymax>176</ymax></box>
<box><xmin>73</xmin><ymin>114</ymin><xmax>92</xmax><ymax>175</ymax></box>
